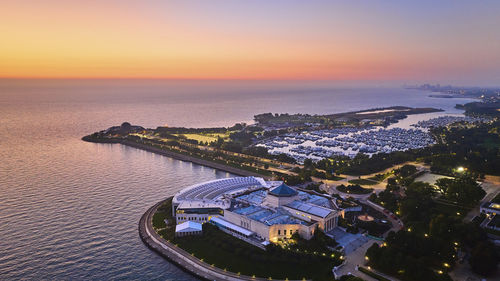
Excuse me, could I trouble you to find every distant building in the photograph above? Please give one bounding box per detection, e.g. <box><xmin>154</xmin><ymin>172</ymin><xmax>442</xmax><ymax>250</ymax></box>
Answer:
<box><xmin>171</xmin><ymin>177</ymin><xmax>343</xmax><ymax>246</ymax></box>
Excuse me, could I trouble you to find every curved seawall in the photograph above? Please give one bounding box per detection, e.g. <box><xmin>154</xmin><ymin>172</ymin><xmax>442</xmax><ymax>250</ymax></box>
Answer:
<box><xmin>139</xmin><ymin>199</ymin><xmax>306</xmax><ymax>281</ymax></box>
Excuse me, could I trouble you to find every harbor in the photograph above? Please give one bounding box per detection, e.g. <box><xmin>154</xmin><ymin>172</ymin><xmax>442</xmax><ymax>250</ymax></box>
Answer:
<box><xmin>257</xmin><ymin>114</ymin><xmax>491</xmax><ymax>163</ymax></box>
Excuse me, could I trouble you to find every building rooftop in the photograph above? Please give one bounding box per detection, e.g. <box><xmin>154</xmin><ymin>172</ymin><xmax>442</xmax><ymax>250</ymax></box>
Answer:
<box><xmin>173</xmin><ymin>176</ymin><xmax>267</xmax><ymax>204</ymax></box>
<box><xmin>268</xmin><ymin>183</ymin><xmax>298</xmax><ymax>197</ymax></box>
<box><xmin>299</xmin><ymin>192</ymin><xmax>333</xmax><ymax>209</ymax></box>
<box><xmin>285</xmin><ymin>200</ymin><xmax>334</xmax><ymax>218</ymax></box>
<box><xmin>175</xmin><ymin>221</ymin><xmax>202</xmax><ymax>233</ymax></box>
<box><xmin>235</xmin><ymin>189</ymin><xmax>267</xmax><ymax>205</ymax></box>
<box><xmin>178</xmin><ymin>200</ymin><xmax>229</xmax><ymax>210</ymax></box>
<box><xmin>483</xmin><ymin>202</ymin><xmax>500</xmax><ymax>211</ymax></box>
<box><xmin>231</xmin><ymin>204</ymin><xmax>310</xmax><ymax>226</ymax></box>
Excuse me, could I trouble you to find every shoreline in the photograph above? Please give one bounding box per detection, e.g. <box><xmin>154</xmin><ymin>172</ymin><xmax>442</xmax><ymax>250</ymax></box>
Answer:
<box><xmin>139</xmin><ymin>198</ymin><xmax>306</xmax><ymax>281</ymax></box>
<box><xmin>84</xmin><ymin>138</ymin><xmax>270</xmax><ymax>179</ymax></box>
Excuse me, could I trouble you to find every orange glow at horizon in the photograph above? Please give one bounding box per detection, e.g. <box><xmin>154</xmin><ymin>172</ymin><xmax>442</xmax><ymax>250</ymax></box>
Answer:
<box><xmin>1</xmin><ymin>1</ymin><xmax>500</xmax><ymax>83</ymax></box>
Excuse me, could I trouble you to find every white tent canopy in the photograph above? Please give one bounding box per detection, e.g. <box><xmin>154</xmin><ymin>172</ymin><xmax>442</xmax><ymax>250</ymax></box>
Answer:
<box><xmin>175</xmin><ymin>221</ymin><xmax>202</xmax><ymax>233</ymax></box>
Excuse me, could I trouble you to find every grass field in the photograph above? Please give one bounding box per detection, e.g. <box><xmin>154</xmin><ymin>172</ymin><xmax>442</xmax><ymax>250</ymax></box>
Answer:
<box><xmin>174</xmin><ymin>224</ymin><xmax>339</xmax><ymax>280</ymax></box>
<box><xmin>175</xmin><ymin>132</ymin><xmax>231</xmax><ymax>143</ymax></box>
<box><xmin>152</xmin><ymin>197</ymin><xmax>339</xmax><ymax>280</ymax></box>
<box><xmin>176</xmin><ymin>133</ymin><xmax>218</xmax><ymax>143</ymax></box>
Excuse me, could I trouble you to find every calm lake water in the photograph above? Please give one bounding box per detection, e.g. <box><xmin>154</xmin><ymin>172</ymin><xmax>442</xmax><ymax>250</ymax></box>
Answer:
<box><xmin>0</xmin><ymin>79</ymin><xmax>475</xmax><ymax>280</ymax></box>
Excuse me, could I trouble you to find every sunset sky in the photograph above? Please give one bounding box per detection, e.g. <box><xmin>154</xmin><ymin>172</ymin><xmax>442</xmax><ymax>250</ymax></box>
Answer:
<box><xmin>1</xmin><ymin>0</ymin><xmax>500</xmax><ymax>85</ymax></box>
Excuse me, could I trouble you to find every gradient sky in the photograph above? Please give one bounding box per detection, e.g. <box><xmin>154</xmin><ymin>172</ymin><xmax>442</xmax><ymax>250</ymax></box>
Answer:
<box><xmin>1</xmin><ymin>0</ymin><xmax>500</xmax><ymax>85</ymax></box>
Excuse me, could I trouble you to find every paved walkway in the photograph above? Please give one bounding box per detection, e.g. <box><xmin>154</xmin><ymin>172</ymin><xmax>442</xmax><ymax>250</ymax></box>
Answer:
<box><xmin>328</xmin><ymin>228</ymin><xmax>370</xmax><ymax>255</ymax></box>
<box><xmin>334</xmin><ymin>239</ymin><xmax>380</xmax><ymax>281</ymax></box>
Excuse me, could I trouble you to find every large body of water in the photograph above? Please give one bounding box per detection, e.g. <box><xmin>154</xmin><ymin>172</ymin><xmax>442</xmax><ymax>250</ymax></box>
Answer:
<box><xmin>0</xmin><ymin>79</ymin><xmax>475</xmax><ymax>280</ymax></box>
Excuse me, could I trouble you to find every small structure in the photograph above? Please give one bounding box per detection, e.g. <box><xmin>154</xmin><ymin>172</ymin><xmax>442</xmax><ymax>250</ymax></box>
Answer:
<box><xmin>480</xmin><ymin>202</ymin><xmax>500</xmax><ymax>216</ymax></box>
<box><xmin>175</xmin><ymin>221</ymin><xmax>202</xmax><ymax>237</ymax></box>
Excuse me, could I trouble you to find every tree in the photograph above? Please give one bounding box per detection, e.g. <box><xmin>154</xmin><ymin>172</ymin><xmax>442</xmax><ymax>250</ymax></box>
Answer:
<box><xmin>303</xmin><ymin>158</ymin><xmax>313</xmax><ymax>169</ymax></box>
<box><xmin>400</xmin><ymin>182</ymin><xmax>435</xmax><ymax>224</ymax></box>
<box><xmin>469</xmin><ymin>241</ymin><xmax>499</xmax><ymax>276</ymax></box>
<box><xmin>395</xmin><ymin>164</ymin><xmax>417</xmax><ymax>178</ymax></box>
<box><xmin>221</xmin><ymin>141</ymin><xmax>243</xmax><ymax>153</ymax></box>
<box><xmin>436</xmin><ymin>176</ymin><xmax>485</xmax><ymax>206</ymax></box>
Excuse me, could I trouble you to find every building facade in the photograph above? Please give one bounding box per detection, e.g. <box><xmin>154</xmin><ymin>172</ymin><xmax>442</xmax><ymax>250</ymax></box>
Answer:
<box><xmin>171</xmin><ymin>177</ymin><xmax>342</xmax><ymax>245</ymax></box>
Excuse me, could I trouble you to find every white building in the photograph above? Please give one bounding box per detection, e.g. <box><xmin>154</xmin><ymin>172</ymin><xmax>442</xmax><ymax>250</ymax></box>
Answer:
<box><xmin>171</xmin><ymin>177</ymin><xmax>342</xmax><ymax>245</ymax></box>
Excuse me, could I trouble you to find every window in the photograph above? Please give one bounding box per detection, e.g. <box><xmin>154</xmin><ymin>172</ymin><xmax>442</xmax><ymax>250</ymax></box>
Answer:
<box><xmin>278</xmin><ymin>230</ymin><xmax>281</xmax><ymax>235</ymax></box>
<box><xmin>284</xmin><ymin>230</ymin><xmax>287</xmax><ymax>235</ymax></box>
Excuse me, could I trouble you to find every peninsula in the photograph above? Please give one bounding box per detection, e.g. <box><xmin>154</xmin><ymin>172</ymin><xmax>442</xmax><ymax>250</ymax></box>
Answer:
<box><xmin>84</xmin><ymin>105</ymin><xmax>499</xmax><ymax>281</ymax></box>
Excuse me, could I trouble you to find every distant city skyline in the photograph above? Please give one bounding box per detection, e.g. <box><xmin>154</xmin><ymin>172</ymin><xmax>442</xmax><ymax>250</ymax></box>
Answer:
<box><xmin>1</xmin><ymin>0</ymin><xmax>500</xmax><ymax>86</ymax></box>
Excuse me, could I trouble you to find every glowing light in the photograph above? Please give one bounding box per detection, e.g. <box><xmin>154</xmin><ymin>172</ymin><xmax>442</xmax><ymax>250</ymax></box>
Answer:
<box><xmin>456</xmin><ymin>167</ymin><xmax>465</xmax><ymax>173</ymax></box>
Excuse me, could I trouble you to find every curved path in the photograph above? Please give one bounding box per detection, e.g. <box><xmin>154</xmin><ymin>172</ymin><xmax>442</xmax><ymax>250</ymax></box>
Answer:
<box><xmin>139</xmin><ymin>199</ymin><xmax>307</xmax><ymax>281</ymax></box>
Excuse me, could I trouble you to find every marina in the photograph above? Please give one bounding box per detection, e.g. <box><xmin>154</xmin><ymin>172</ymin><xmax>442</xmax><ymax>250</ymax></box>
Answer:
<box><xmin>257</xmin><ymin>114</ymin><xmax>490</xmax><ymax>163</ymax></box>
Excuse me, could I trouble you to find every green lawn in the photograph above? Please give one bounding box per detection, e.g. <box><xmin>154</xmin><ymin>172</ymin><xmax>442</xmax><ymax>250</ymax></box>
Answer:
<box><xmin>173</xmin><ymin>224</ymin><xmax>339</xmax><ymax>280</ymax></box>
<box><xmin>175</xmin><ymin>133</ymin><xmax>219</xmax><ymax>143</ymax></box>
<box><xmin>153</xmin><ymin>198</ymin><xmax>339</xmax><ymax>280</ymax></box>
